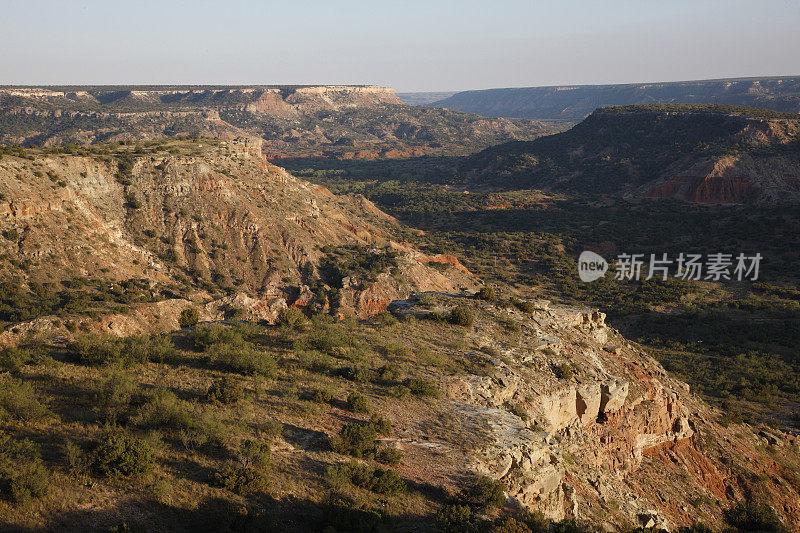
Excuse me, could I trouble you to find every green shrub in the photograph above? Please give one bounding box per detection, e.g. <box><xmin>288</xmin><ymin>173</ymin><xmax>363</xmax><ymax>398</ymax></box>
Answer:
<box><xmin>310</xmin><ymin>388</ymin><xmax>334</xmax><ymax>404</ymax></box>
<box><xmin>2</xmin><ymin>229</ymin><xmax>19</xmax><ymax>242</ymax></box>
<box><xmin>475</xmin><ymin>287</ymin><xmax>497</xmax><ymax>301</ymax></box>
<box><xmin>0</xmin><ymin>375</ymin><xmax>50</xmax><ymax>422</ymax></box>
<box><xmin>126</xmin><ymin>335</ymin><xmax>178</xmax><ymax>364</ymax></box>
<box><xmin>372</xmin><ymin>312</ymin><xmax>399</xmax><ymax>326</ymax></box>
<box><xmin>376</xmin><ymin>364</ymin><xmax>402</xmax><ymax>383</ymax></box>
<box><xmin>382</xmin><ymin>341</ymin><xmax>410</xmax><ymax>358</ymax></box>
<box><xmin>124</xmin><ymin>192</ymin><xmax>142</xmax><ymax>209</ymax></box>
<box><xmin>68</xmin><ymin>335</ymin><xmax>124</xmax><ymax>366</ymax></box>
<box><xmin>95</xmin><ymin>372</ymin><xmax>138</xmax><ymax>424</ymax></box>
<box><xmin>212</xmin><ymin>465</ymin><xmax>269</xmax><ymax>495</ymax></box>
<box><xmin>375</xmin><ymin>447</ymin><xmax>402</xmax><ymax>466</ymax></box>
<box><xmin>490</xmin><ymin>517</ymin><xmax>534</xmax><ymax>533</ymax></box>
<box><xmin>436</xmin><ymin>504</ymin><xmax>473</xmax><ymax>533</ymax></box>
<box><xmin>0</xmin><ymin>346</ymin><xmax>39</xmax><ymax>373</ymax></box>
<box><xmin>510</xmin><ymin>298</ymin><xmax>537</xmax><ymax>313</ymax></box>
<box><xmin>206</xmin><ymin>341</ymin><xmax>276</xmax><ymax>376</ymax></box>
<box><xmin>69</xmin><ymin>335</ymin><xmax>173</xmax><ymax>366</ymax></box>
<box><xmin>331</xmin><ymin>422</ymin><xmax>378</xmax><ymax>458</ymax></box>
<box><xmin>368</xmin><ymin>415</ymin><xmax>392</xmax><ymax>436</ymax></box>
<box><xmin>297</xmin><ymin>322</ymin><xmax>362</xmax><ymax>356</ymax></box>
<box><xmin>132</xmin><ymin>388</ymin><xmax>193</xmax><ymax>429</ymax></box>
<box><xmin>237</xmin><ymin>439</ymin><xmax>270</xmax><ymax>469</ymax></box>
<box><xmin>335</xmin><ymin>365</ymin><xmax>377</xmax><ymax>382</ymax></box>
<box><xmin>404</xmin><ymin>377</ymin><xmax>440</xmax><ymax>398</ymax></box>
<box><xmin>330</xmin><ymin>416</ymin><xmax>392</xmax><ymax>458</ymax></box>
<box><xmin>4</xmin><ymin>460</ymin><xmax>50</xmax><ymax>504</ymax></box>
<box><xmin>92</xmin><ymin>433</ymin><xmax>153</xmax><ymax>478</ymax></box>
<box><xmin>0</xmin><ymin>434</ymin><xmax>50</xmax><ymax>504</ymax></box>
<box><xmin>514</xmin><ymin>509</ymin><xmax>549</xmax><ymax>533</ymax></box>
<box><xmin>179</xmin><ymin>308</ymin><xmax>199</xmax><ymax>328</ymax></box>
<box><xmin>461</xmin><ymin>475</ymin><xmax>506</xmax><ymax>509</ymax></box>
<box><xmin>325</xmin><ymin>461</ymin><xmax>406</xmax><ymax>495</ymax></box>
<box><xmin>505</xmin><ymin>402</ymin><xmax>529</xmax><ymax>421</ymax></box>
<box><xmin>63</xmin><ymin>440</ymin><xmax>91</xmax><ymax>477</ymax></box>
<box><xmin>346</xmin><ymin>392</ymin><xmax>370</xmax><ymax>413</ymax></box>
<box><xmin>277</xmin><ymin>307</ymin><xmax>309</xmax><ymax>333</ymax></box>
<box><xmin>206</xmin><ymin>376</ymin><xmax>245</xmax><ymax>405</ymax></box>
<box><xmin>322</xmin><ymin>495</ymin><xmax>384</xmax><ymax>532</ymax></box>
<box><xmin>724</xmin><ymin>502</ymin><xmax>783</xmax><ymax>532</ymax></box>
<box><xmin>188</xmin><ymin>323</ymin><xmax>243</xmax><ymax>351</ymax></box>
<box><xmin>554</xmin><ymin>363</ymin><xmax>574</xmax><ymax>380</ymax></box>
<box><xmin>449</xmin><ymin>306</ymin><xmax>474</xmax><ymax>327</ymax></box>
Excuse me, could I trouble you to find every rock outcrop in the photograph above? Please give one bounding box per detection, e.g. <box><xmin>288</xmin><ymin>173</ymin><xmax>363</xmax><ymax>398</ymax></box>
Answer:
<box><xmin>0</xmin><ymin>139</ymin><xmax>476</xmax><ymax>345</ymax></box>
<box><xmin>0</xmin><ymin>85</ymin><xmax>554</xmax><ymax>158</ymax></box>
<box><xmin>398</xmin><ymin>294</ymin><xmax>800</xmax><ymax>530</ymax></box>
<box><xmin>461</xmin><ymin>105</ymin><xmax>800</xmax><ymax>204</ymax></box>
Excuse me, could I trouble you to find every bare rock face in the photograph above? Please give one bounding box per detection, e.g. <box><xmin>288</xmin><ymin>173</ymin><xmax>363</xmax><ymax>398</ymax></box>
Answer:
<box><xmin>425</xmin><ymin>295</ymin><xmax>799</xmax><ymax>530</ymax></box>
<box><xmin>0</xmin><ymin>139</ymin><xmax>477</xmax><ymax>344</ymax></box>
<box><xmin>0</xmin><ymin>85</ymin><xmax>554</xmax><ymax>158</ymax></box>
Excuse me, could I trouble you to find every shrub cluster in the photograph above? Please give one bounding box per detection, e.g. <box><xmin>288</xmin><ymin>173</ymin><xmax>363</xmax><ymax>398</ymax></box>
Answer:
<box><xmin>0</xmin><ymin>375</ymin><xmax>51</xmax><ymax>423</ymax></box>
<box><xmin>205</xmin><ymin>376</ymin><xmax>246</xmax><ymax>405</ymax></box>
<box><xmin>212</xmin><ymin>439</ymin><xmax>271</xmax><ymax>495</ymax></box>
<box><xmin>0</xmin><ymin>433</ymin><xmax>50</xmax><ymax>504</ymax></box>
<box><xmin>346</xmin><ymin>392</ymin><xmax>370</xmax><ymax>413</ymax></box>
<box><xmin>68</xmin><ymin>334</ymin><xmax>177</xmax><ymax>366</ymax></box>
<box><xmin>178</xmin><ymin>308</ymin><xmax>199</xmax><ymax>328</ymax></box>
<box><xmin>212</xmin><ymin>465</ymin><xmax>269</xmax><ymax>495</ymax></box>
<box><xmin>330</xmin><ymin>416</ymin><xmax>392</xmax><ymax>459</ymax></box>
<box><xmin>475</xmin><ymin>287</ymin><xmax>497</xmax><ymax>301</ymax></box>
<box><xmin>325</xmin><ymin>460</ymin><xmax>406</xmax><ymax>495</ymax></box>
<box><xmin>92</xmin><ymin>432</ymin><xmax>153</xmax><ymax>478</ymax></box>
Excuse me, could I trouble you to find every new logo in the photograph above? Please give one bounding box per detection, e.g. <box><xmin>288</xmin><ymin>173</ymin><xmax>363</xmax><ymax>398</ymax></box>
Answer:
<box><xmin>578</xmin><ymin>251</ymin><xmax>608</xmax><ymax>282</ymax></box>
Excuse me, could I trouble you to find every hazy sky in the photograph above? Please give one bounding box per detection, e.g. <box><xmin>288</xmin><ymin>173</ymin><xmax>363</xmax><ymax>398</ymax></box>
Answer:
<box><xmin>1</xmin><ymin>0</ymin><xmax>799</xmax><ymax>92</ymax></box>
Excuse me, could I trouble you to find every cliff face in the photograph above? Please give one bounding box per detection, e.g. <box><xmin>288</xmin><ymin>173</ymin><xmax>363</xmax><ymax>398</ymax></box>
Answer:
<box><xmin>462</xmin><ymin>105</ymin><xmax>800</xmax><ymax>204</ymax></box>
<box><xmin>0</xmin><ymin>85</ymin><xmax>402</xmax><ymax>111</ymax></box>
<box><xmin>0</xmin><ymin>138</ymin><xmax>475</xmax><ymax>343</ymax></box>
<box><xmin>429</xmin><ymin>76</ymin><xmax>800</xmax><ymax>120</ymax></box>
<box><xmin>0</xmin><ymin>85</ymin><xmax>553</xmax><ymax>157</ymax></box>
<box><xmin>389</xmin><ymin>294</ymin><xmax>800</xmax><ymax>530</ymax></box>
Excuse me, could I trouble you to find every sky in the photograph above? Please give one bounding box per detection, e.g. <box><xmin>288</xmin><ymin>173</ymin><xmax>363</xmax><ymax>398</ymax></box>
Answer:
<box><xmin>1</xmin><ymin>0</ymin><xmax>799</xmax><ymax>92</ymax></box>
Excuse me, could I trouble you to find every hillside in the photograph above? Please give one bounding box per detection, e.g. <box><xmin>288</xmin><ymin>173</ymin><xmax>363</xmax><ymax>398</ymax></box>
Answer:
<box><xmin>430</xmin><ymin>76</ymin><xmax>800</xmax><ymax>120</ymax></box>
<box><xmin>0</xmin><ymin>137</ymin><xmax>475</xmax><ymax>345</ymax></box>
<box><xmin>0</xmin><ymin>128</ymin><xmax>798</xmax><ymax>532</ymax></box>
<box><xmin>1</xmin><ymin>289</ymin><xmax>799</xmax><ymax>531</ymax></box>
<box><xmin>460</xmin><ymin>104</ymin><xmax>800</xmax><ymax>203</ymax></box>
<box><xmin>396</xmin><ymin>91</ymin><xmax>458</xmax><ymax>106</ymax></box>
<box><xmin>0</xmin><ymin>85</ymin><xmax>554</xmax><ymax>158</ymax></box>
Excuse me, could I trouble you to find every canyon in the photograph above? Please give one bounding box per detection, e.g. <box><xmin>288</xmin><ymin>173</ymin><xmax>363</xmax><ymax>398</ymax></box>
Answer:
<box><xmin>426</xmin><ymin>76</ymin><xmax>800</xmax><ymax>121</ymax></box>
<box><xmin>461</xmin><ymin>104</ymin><xmax>800</xmax><ymax>204</ymax></box>
<box><xmin>0</xmin><ymin>85</ymin><xmax>553</xmax><ymax>158</ymax></box>
<box><xmin>0</xmin><ymin>137</ymin><xmax>798</xmax><ymax>531</ymax></box>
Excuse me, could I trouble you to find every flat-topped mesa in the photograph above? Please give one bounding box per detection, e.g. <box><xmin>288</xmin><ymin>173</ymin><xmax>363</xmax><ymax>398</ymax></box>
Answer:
<box><xmin>285</xmin><ymin>85</ymin><xmax>402</xmax><ymax>106</ymax></box>
<box><xmin>0</xmin><ymin>85</ymin><xmax>403</xmax><ymax>109</ymax></box>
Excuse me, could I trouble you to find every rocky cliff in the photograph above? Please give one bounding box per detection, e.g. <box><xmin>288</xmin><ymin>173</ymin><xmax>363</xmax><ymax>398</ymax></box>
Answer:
<box><xmin>429</xmin><ymin>76</ymin><xmax>800</xmax><ymax>120</ymax></box>
<box><xmin>389</xmin><ymin>293</ymin><xmax>800</xmax><ymax>530</ymax></box>
<box><xmin>0</xmin><ymin>137</ymin><xmax>475</xmax><ymax>343</ymax></box>
<box><xmin>461</xmin><ymin>104</ymin><xmax>800</xmax><ymax>204</ymax></box>
<box><xmin>0</xmin><ymin>85</ymin><xmax>554</xmax><ymax>157</ymax></box>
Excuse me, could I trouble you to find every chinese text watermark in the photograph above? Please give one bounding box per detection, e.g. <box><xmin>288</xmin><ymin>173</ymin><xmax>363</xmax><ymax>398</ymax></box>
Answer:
<box><xmin>578</xmin><ymin>251</ymin><xmax>761</xmax><ymax>283</ymax></box>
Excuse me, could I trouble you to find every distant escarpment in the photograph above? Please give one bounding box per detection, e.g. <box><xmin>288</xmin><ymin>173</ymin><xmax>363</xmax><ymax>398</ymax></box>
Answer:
<box><xmin>461</xmin><ymin>104</ymin><xmax>800</xmax><ymax>204</ymax></box>
<box><xmin>0</xmin><ymin>137</ymin><xmax>475</xmax><ymax>343</ymax></box>
<box><xmin>429</xmin><ymin>76</ymin><xmax>800</xmax><ymax>120</ymax></box>
<box><xmin>0</xmin><ymin>85</ymin><xmax>554</xmax><ymax>158</ymax></box>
